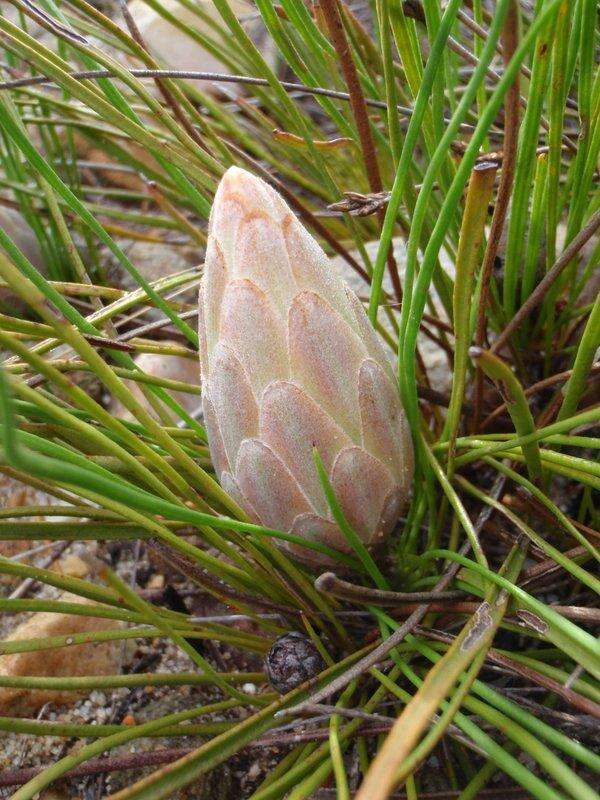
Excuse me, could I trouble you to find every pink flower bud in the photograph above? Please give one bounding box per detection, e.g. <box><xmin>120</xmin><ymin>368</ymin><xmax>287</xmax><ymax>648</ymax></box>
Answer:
<box><xmin>199</xmin><ymin>167</ymin><xmax>413</xmax><ymax>564</ymax></box>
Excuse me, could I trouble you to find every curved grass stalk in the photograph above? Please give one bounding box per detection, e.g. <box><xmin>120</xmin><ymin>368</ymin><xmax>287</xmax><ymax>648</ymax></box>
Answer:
<box><xmin>0</xmin><ymin>623</ymin><xmax>265</xmax><ymax>657</ymax></box>
<box><xmin>439</xmin><ymin>432</ymin><xmax>600</xmax><ymax>450</ymax></box>
<box><xmin>0</xmin><ymin>714</ymin><xmax>233</xmax><ymax>739</ymax></box>
<box><xmin>536</xmin><ymin>448</ymin><xmax>600</xmax><ymax>480</ymax></box>
<box><xmin>0</xmin><ymin>598</ymin><xmax>155</xmax><ymax>625</ymax></box>
<box><xmin>469</xmin><ymin>347</ymin><xmax>542</xmax><ymax>481</ymax></box>
<box><xmin>441</xmin><ymin>162</ymin><xmax>497</xmax><ymax>458</ymax></box>
<box><xmin>496</xmin><ymin>449</ymin><xmax>600</xmax><ymax>490</ymax></box>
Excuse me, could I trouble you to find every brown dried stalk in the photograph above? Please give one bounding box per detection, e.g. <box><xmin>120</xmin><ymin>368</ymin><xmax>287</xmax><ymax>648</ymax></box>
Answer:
<box><xmin>0</xmin><ymin>69</ymin><xmax>401</xmax><ymax>115</ymax></box>
<box><xmin>392</xmin><ymin>602</ymin><xmax>600</xmax><ymax>623</ymax></box>
<box><xmin>520</xmin><ymin>548</ymin><xmax>590</xmax><ymax>584</ymax></box>
<box><xmin>319</xmin><ymin>0</ymin><xmax>403</xmax><ymax>304</ymax></box>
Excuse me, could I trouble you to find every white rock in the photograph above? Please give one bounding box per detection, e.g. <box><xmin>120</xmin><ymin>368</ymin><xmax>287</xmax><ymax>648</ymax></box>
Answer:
<box><xmin>0</xmin><ymin>593</ymin><xmax>122</xmax><ymax>716</ymax></box>
<box><xmin>112</xmin><ymin>239</ymin><xmax>199</xmax><ymax>288</ymax></box>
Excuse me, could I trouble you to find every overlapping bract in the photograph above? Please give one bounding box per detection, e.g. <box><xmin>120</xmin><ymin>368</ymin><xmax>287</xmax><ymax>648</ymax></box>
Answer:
<box><xmin>199</xmin><ymin>167</ymin><xmax>413</xmax><ymax>564</ymax></box>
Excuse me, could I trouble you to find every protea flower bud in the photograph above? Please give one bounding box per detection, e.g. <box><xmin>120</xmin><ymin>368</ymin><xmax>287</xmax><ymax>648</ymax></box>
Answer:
<box><xmin>199</xmin><ymin>167</ymin><xmax>413</xmax><ymax>564</ymax></box>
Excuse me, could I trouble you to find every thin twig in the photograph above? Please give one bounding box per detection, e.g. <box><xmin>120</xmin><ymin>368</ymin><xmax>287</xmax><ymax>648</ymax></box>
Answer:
<box><xmin>519</xmin><ymin>546</ymin><xmax>591</xmax><ymax>587</ymax></box>
<box><xmin>0</xmin><ymin>68</ymin><xmax>465</xmax><ymax>127</ymax></box>
<box><xmin>16</xmin><ymin>0</ymin><xmax>87</xmax><ymax>44</ymax></box>
<box><xmin>295</xmin><ymin>703</ymin><xmax>392</xmax><ymax>723</ymax></box>
<box><xmin>81</xmin><ymin>334</ymin><xmax>135</xmax><ymax>352</ymax></box>
<box><xmin>564</xmin><ymin>664</ymin><xmax>585</xmax><ymax>690</ymax></box>
<box><xmin>315</xmin><ymin>572</ymin><xmax>467</xmax><ymax>605</ymax></box>
<box><xmin>117</xmin><ymin>309</ymin><xmax>199</xmax><ymax>343</ymax></box>
<box><xmin>8</xmin><ymin>541</ymin><xmax>70</xmax><ymax>600</ymax></box>
<box><xmin>404</xmin><ymin>602</ymin><xmax>600</xmax><ymax>623</ymax></box>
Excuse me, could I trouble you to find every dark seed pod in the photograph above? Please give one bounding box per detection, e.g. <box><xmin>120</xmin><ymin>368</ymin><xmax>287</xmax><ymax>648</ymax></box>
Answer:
<box><xmin>265</xmin><ymin>631</ymin><xmax>326</xmax><ymax>694</ymax></box>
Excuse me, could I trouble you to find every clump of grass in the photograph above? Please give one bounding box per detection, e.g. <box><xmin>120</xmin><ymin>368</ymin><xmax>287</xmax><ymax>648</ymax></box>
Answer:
<box><xmin>0</xmin><ymin>1</ymin><xmax>598</xmax><ymax>798</ymax></box>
